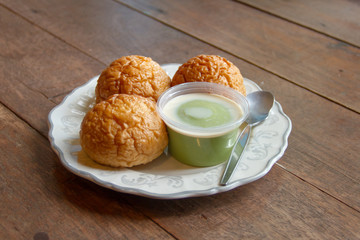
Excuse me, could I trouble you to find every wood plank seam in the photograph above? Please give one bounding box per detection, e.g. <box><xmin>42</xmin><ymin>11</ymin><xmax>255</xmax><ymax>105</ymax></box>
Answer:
<box><xmin>0</xmin><ymin>2</ymin><xmax>108</xmax><ymax>68</ymax></box>
<box><xmin>0</xmin><ymin>100</ymin><xmax>48</xmax><ymax>139</ymax></box>
<box><xmin>114</xmin><ymin>0</ymin><xmax>360</xmax><ymax>114</ymax></box>
<box><xmin>235</xmin><ymin>0</ymin><xmax>360</xmax><ymax>49</ymax></box>
<box><xmin>121</xmin><ymin>198</ymin><xmax>180</xmax><ymax>240</ymax></box>
<box><xmin>276</xmin><ymin>163</ymin><xmax>360</xmax><ymax>214</ymax></box>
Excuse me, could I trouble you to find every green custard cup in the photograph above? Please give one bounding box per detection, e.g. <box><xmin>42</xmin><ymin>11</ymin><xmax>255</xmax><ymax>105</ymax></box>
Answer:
<box><xmin>157</xmin><ymin>82</ymin><xmax>249</xmax><ymax>167</ymax></box>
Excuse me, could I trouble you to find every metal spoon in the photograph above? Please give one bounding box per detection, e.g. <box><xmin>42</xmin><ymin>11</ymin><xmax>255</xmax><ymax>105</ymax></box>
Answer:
<box><xmin>220</xmin><ymin>91</ymin><xmax>274</xmax><ymax>186</ymax></box>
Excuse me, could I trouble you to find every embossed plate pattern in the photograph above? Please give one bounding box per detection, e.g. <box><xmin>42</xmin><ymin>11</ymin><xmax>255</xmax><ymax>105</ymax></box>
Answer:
<box><xmin>48</xmin><ymin>63</ymin><xmax>292</xmax><ymax>199</ymax></box>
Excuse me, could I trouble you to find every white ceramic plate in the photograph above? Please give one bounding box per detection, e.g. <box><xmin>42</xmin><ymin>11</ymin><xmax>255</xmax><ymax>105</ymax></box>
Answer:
<box><xmin>48</xmin><ymin>63</ymin><xmax>292</xmax><ymax>199</ymax></box>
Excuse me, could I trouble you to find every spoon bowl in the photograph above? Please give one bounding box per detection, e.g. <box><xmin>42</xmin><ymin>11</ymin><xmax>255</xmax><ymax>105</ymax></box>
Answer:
<box><xmin>247</xmin><ymin>91</ymin><xmax>274</xmax><ymax>126</ymax></box>
<box><xmin>220</xmin><ymin>91</ymin><xmax>274</xmax><ymax>186</ymax></box>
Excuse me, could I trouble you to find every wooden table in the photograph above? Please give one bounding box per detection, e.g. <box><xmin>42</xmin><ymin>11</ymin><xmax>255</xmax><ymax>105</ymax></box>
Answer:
<box><xmin>1</xmin><ymin>0</ymin><xmax>359</xmax><ymax>239</ymax></box>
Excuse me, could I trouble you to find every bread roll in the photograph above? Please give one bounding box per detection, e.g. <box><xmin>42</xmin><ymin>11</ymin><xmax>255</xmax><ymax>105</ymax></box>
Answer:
<box><xmin>80</xmin><ymin>94</ymin><xmax>168</xmax><ymax>167</ymax></box>
<box><xmin>171</xmin><ymin>55</ymin><xmax>246</xmax><ymax>96</ymax></box>
<box><xmin>95</xmin><ymin>55</ymin><xmax>171</xmax><ymax>103</ymax></box>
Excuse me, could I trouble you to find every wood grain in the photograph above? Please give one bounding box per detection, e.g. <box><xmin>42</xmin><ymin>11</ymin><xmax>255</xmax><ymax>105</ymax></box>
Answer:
<box><xmin>0</xmin><ymin>0</ymin><xmax>359</xmax><ymax>211</ymax></box>
<box><xmin>117</xmin><ymin>0</ymin><xmax>360</xmax><ymax>113</ymax></box>
<box><xmin>0</xmin><ymin>5</ymin><xmax>104</xmax><ymax>99</ymax></box>
<box><xmin>0</xmin><ymin>0</ymin><xmax>359</xmax><ymax>239</ymax></box>
<box><xmin>127</xmin><ymin>166</ymin><xmax>360</xmax><ymax>239</ymax></box>
<box><xmin>238</xmin><ymin>0</ymin><xmax>360</xmax><ymax>47</ymax></box>
<box><xmin>0</xmin><ymin>103</ymin><xmax>174</xmax><ymax>240</ymax></box>
<box><xmin>0</xmin><ymin>5</ymin><xmax>105</xmax><ymax>135</ymax></box>
<box><xmin>0</xmin><ymin>0</ymin><xmax>197</xmax><ymax>65</ymax></box>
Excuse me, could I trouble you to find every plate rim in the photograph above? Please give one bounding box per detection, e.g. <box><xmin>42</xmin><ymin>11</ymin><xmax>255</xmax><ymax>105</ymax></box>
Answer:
<box><xmin>48</xmin><ymin>64</ymin><xmax>292</xmax><ymax>199</ymax></box>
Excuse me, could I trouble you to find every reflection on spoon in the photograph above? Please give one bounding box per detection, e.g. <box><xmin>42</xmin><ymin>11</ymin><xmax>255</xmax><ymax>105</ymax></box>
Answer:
<box><xmin>220</xmin><ymin>91</ymin><xmax>274</xmax><ymax>186</ymax></box>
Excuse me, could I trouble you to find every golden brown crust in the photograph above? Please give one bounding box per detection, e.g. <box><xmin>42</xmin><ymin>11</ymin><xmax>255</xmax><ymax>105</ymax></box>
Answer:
<box><xmin>80</xmin><ymin>94</ymin><xmax>168</xmax><ymax>167</ymax></box>
<box><xmin>95</xmin><ymin>55</ymin><xmax>171</xmax><ymax>103</ymax></box>
<box><xmin>171</xmin><ymin>55</ymin><xmax>246</xmax><ymax>96</ymax></box>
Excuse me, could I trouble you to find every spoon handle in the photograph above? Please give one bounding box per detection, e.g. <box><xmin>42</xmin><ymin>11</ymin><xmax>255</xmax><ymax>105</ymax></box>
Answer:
<box><xmin>219</xmin><ymin>124</ymin><xmax>251</xmax><ymax>186</ymax></box>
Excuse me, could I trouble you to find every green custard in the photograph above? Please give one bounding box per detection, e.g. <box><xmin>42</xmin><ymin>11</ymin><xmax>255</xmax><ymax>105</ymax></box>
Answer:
<box><xmin>163</xmin><ymin>93</ymin><xmax>243</xmax><ymax>167</ymax></box>
<box><xmin>177</xmin><ymin>99</ymin><xmax>232</xmax><ymax>128</ymax></box>
<box><xmin>167</xmin><ymin>128</ymin><xmax>240</xmax><ymax>167</ymax></box>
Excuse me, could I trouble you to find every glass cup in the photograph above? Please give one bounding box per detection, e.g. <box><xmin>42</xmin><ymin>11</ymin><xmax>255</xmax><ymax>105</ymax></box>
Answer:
<box><xmin>157</xmin><ymin>82</ymin><xmax>249</xmax><ymax>167</ymax></box>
